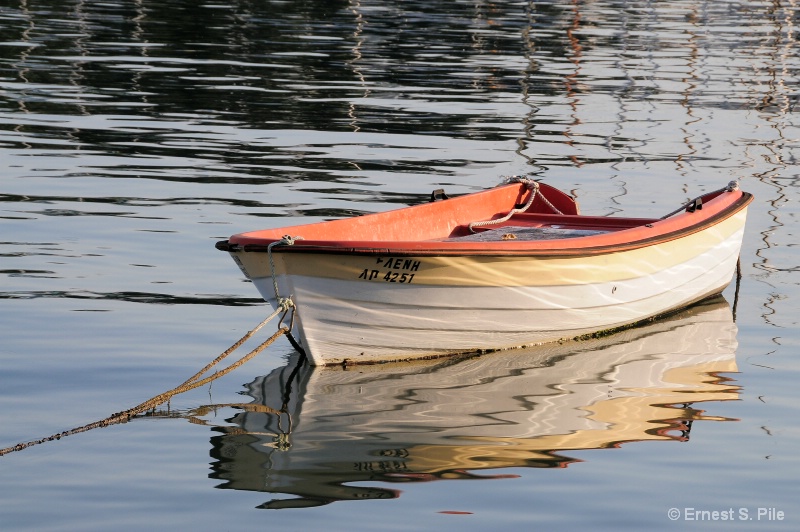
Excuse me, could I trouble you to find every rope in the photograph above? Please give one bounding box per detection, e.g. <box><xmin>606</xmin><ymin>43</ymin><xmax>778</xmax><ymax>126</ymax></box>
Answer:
<box><xmin>0</xmin><ymin>309</ymin><xmax>290</xmax><ymax>457</ymax></box>
<box><xmin>268</xmin><ymin>235</ymin><xmax>302</xmax><ymax>311</ymax></box>
<box><xmin>468</xmin><ymin>177</ymin><xmax>562</xmax><ymax>233</ymax></box>
<box><xmin>264</xmin><ymin>235</ymin><xmax>309</xmax><ymax>356</ymax></box>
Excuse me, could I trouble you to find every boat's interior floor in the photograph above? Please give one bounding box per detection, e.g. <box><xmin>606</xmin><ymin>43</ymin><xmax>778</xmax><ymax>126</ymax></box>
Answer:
<box><xmin>451</xmin><ymin>226</ymin><xmax>608</xmax><ymax>242</ymax></box>
<box><xmin>444</xmin><ymin>213</ymin><xmax>660</xmax><ymax>242</ymax></box>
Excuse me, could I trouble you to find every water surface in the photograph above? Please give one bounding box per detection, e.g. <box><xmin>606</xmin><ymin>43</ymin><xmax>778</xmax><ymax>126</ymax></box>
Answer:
<box><xmin>1</xmin><ymin>1</ymin><xmax>798</xmax><ymax>530</ymax></box>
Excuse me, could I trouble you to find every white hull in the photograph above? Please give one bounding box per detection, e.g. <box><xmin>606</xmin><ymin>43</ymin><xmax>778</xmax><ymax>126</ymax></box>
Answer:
<box><xmin>253</xmin><ymin>225</ymin><xmax>744</xmax><ymax>365</ymax></box>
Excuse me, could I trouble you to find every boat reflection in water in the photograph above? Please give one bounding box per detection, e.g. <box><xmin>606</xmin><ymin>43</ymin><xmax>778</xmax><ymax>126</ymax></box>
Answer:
<box><xmin>207</xmin><ymin>297</ymin><xmax>740</xmax><ymax>509</ymax></box>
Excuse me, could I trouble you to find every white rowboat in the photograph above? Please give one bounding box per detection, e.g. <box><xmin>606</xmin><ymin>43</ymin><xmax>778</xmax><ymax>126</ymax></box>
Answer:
<box><xmin>217</xmin><ymin>179</ymin><xmax>752</xmax><ymax>366</ymax></box>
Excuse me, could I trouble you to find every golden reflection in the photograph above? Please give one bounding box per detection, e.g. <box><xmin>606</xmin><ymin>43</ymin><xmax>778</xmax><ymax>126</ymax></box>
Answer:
<box><xmin>191</xmin><ymin>297</ymin><xmax>740</xmax><ymax>509</ymax></box>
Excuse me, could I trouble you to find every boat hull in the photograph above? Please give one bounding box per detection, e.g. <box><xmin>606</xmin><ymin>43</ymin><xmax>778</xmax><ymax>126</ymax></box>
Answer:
<box><xmin>220</xmin><ymin>181</ymin><xmax>751</xmax><ymax>366</ymax></box>
<box><xmin>238</xmin><ymin>208</ymin><xmax>747</xmax><ymax>365</ymax></box>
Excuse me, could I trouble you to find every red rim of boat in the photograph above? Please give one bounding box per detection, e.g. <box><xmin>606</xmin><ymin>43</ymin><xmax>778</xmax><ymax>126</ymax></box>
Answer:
<box><xmin>217</xmin><ymin>191</ymin><xmax>753</xmax><ymax>258</ymax></box>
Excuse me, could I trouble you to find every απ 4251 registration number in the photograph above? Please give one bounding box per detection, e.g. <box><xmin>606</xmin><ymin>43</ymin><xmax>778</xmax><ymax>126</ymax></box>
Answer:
<box><xmin>357</xmin><ymin>257</ymin><xmax>420</xmax><ymax>284</ymax></box>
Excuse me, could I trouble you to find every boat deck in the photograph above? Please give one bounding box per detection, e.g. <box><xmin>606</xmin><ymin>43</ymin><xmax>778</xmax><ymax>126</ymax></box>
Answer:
<box><xmin>446</xmin><ymin>213</ymin><xmax>661</xmax><ymax>242</ymax></box>
<box><xmin>450</xmin><ymin>226</ymin><xmax>607</xmax><ymax>242</ymax></box>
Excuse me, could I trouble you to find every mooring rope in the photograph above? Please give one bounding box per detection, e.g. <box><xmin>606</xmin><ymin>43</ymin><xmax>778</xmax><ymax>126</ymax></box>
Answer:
<box><xmin>0</xmin><ymin>306</ymin><xmax>291</xmax><ymax>457</ymax></box>
<box><xmin>267</xmin><ymin>235</ymin><xmax>302</xmax><ymax>312</ymax></box>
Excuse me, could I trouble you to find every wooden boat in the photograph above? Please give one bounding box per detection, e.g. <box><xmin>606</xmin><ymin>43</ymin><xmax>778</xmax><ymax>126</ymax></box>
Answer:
<box><xmin>216</xmin><ymin>178</ymin><xmax>752</xmax><ymax>366</ymax></box>
<box><xmin>208</xmin><ymin>297</ymin><xmax>739</xmax><ymax>507</ymax></box>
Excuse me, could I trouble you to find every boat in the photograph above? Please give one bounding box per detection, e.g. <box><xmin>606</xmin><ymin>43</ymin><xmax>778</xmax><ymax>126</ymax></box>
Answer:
<box><xmin>216</xmin><ymin>178</ymin><xmax>752</xmax><ymax>366</ymax></box>
<box><xmin>206</xmin><ymin>297</ymin><xmax>740</xmax><ymax>508</ymax></box>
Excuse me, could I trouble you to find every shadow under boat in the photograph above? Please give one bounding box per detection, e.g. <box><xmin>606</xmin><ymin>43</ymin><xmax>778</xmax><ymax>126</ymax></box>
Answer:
<box><xmin>205</xmin><ymin>296</ymin><xmax>740</xmax><ymax>509</ymax></box>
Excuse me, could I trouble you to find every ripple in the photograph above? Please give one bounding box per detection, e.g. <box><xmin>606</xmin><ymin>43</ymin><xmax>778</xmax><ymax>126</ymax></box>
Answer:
<box><xmin>0</xmin><ymin>290</ymin><xmax>262</xmax><ymax>306</ymax></box>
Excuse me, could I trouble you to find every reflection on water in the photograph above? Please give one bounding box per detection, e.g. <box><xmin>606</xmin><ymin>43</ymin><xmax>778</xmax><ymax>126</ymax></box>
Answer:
<box><xmin>3</xmin><ymin>0</ymin><xmax>796</xmax><ymax>189</ymax></box>
<box><xmin>189</xmin><ymin>297</ymin><xmax>739</xmax><ymax>509</ymax></box>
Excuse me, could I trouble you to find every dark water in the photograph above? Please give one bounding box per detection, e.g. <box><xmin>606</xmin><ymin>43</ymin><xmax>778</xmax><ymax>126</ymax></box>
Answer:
<box><xmin>1</xmin><ymin>1</ymin><xmax>798</xmax><ymax>530</ymax></box>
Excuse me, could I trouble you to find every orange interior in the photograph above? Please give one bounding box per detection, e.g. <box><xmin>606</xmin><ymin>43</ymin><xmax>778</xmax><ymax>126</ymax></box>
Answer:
<box><xmin>227</xmin><ymin>183</ymin><xmax>750</xmax><ymax>254</ymax></box>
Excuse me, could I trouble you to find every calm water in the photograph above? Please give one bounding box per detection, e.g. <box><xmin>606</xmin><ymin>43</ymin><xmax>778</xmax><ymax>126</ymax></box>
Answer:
<box><xmin>1</xmin><ymin>0</ymin><xmax>798</xmax><ymax>530</ymax></box>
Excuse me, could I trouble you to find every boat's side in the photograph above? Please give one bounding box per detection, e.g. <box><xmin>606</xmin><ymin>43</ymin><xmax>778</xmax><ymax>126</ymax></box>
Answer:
<box><xmin>239</xmin><ymin>205</ymin><xmax>748</xmax><ymax>365</ymax></box>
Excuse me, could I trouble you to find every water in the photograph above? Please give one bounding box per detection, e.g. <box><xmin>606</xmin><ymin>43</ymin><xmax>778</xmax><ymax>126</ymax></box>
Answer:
<box><xmin>1</xmin><ymin>0</ymin><xmax>798</xmax><ymax>529</ymax></box>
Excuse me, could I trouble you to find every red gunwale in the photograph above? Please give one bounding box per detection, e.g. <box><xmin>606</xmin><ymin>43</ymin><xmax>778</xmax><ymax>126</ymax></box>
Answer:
<box><xmin>224</xmin><ymin>183</ymin><xmax>753</xmax><ymax>258</ymax></box>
